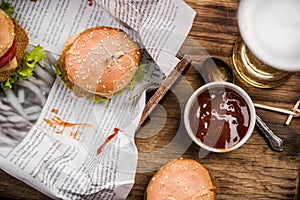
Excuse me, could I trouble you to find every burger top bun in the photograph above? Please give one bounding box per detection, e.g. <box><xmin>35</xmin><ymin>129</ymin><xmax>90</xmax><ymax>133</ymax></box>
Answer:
<box><xmin>58</xmin><ymin>26</ymin><xmax>141</xmax><ymax>98</ymax></box>
<box><xmin>0</xmin><ymin>8</ymin><xmax>15</xmax><ymax>57</ymax></box>
<box><xmin>146</xmin><ymin>158</ymin><xmax>217</xmax><ymax>200</ymax></box>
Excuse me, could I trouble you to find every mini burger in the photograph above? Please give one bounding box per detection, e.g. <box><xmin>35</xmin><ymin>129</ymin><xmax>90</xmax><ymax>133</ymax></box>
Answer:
<box><xmin>145</xmin><ymin>158</ymin><xmax>218</xmax><ymax>200</ymax></box>
<box><xmin>0</xmin><ymin>2</ymin><xmax>45</xmax><ymax>90</ymax></box>
<box><xmin>56</xmin><ymin>26</ymin><xmax>144</xmax><ymax>101</ymax></box>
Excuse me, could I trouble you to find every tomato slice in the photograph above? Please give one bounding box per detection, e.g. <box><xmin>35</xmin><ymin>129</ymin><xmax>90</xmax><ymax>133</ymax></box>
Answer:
<box><xmin>0</xmin><ymin>40</ymin><xmax>17</xmax><ymax>68</ymax></box>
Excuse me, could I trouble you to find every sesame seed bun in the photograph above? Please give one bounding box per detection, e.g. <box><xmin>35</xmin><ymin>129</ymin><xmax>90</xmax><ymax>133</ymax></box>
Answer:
<box><xmin>58</xmin><ymin>26</ymin><xmax>141</xmax><ymax>99</ymax></box>
<box><xmin>145</xmin><ymin>158</ymin><xmax>218</xmax><ymax>200</ymax></box>
<box><xmin>0</xmin><ymin>9</ymin><xmax>15</xmax><ymax>57</ymax></box>
<box><xmin>0</xmin><ymin>9</ymin><xmax>29</xmax><ymax>82</ymax></box>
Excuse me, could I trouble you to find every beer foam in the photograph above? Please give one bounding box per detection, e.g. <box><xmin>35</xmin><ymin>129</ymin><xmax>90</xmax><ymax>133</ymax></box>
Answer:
<box><xmin>238</xmin><ymin>0</ymin><xmax>300</xmax><ymax>71</ymax></box>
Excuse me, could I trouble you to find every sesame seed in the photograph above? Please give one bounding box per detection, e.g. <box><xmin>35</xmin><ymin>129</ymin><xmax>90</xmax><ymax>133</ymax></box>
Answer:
<box><xmin>184</xmin><ymin>187</ymin><xmax>188</xmax><ymax>192</ymax></box>
<box><xmin>102</xmin><ymin>85</ymin><xmax>106</xmax><ymax>89</ymax></box>
<box><xmin>151</xmin><ymin>177</ymin><xmax>156</xmax><ymax>181</ymax></box>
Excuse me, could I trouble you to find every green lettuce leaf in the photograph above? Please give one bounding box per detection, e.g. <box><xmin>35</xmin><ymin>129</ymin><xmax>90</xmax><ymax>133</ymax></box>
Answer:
<box><xmin>126</xmin><ymin>62</ymin><xmax>144</xmax><ymax>91</ymax></box>
<box><xmin>1</xmin><ymin>45</ymin><xmax>46</xmax><ymax>90</ymax></box>
<box><xmin>0</xmin><ymin>1</ymin><xmax>14</xmax><ymax>16</ymax></box>
<box><xmin>54</xmin><ymin>63</ymin><xmax>65</xmax><ymax>83</ymax></box>
<box><xmin>91</xmin><ymin>96</ymin><xmax>110</xmax><ymax>103</ymax></box>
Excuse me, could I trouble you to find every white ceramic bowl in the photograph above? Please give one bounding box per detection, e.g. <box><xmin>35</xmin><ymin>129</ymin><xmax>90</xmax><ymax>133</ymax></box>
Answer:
<box><xmin>184</xmin><ymin>82</ymin><xmax>256</xmax><ymax>153</ymax></box>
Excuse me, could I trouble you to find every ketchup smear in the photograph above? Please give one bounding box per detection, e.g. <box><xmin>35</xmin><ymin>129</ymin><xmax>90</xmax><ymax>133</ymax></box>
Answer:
<box><xmin>96</xmin><ymin>128</ymin><xmax>120</xmax><ymax>155</ymax></box>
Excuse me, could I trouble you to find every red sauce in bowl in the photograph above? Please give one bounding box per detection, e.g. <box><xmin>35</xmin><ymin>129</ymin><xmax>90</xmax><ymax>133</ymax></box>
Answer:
<box><xmin>188</xmin><ymin>86</ymin><xmax>251</xmax><ymax>150</ymax></box>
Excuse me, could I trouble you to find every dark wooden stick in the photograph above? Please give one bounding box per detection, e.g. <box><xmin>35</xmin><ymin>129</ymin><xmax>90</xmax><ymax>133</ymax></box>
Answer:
<box><xmin>136</xmin><ymin>53</ymin><xmax>191</xmax><ymax>132</ymax></box>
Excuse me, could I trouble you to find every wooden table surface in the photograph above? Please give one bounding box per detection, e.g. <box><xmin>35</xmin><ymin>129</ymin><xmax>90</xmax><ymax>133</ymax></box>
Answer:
<box><xmin>1</xmin><ymin>0</ymin><xmax>300</xmax><ymax>199</ymax></box>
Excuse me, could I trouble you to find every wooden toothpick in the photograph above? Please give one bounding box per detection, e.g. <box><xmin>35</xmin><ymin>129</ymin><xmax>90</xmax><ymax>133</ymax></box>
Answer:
<box><xmin>285</xmin><ymin>99</ymin><xmax>300</xmax><ymax>125</ymax></box>
<box><xmin>254</xmin><ymin>99</ymin><xmax>300</xmax><ymax>125</ymax></box>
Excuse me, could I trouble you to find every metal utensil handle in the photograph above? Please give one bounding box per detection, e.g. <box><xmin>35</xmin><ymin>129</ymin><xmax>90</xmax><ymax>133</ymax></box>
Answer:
<box><xmin>255</xmin><ymin>115</ymin><xmax>284</xmax><ymax>152</ymax></box>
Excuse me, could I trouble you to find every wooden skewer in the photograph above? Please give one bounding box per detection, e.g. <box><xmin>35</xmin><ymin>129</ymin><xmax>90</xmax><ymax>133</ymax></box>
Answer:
<box><xmin>254</xmin><ymin>103</ymin><xmax>297</xmax><ymax>116</ymax></box>
<box><xmin>285</xmin><ymin>99</ymin><xmax>300</xmax><ymax>125</ymax></box>
<box><xmin>254</xmin><ymin>100</ymin><xmax>300</xmax><ymax>126</ymax></box>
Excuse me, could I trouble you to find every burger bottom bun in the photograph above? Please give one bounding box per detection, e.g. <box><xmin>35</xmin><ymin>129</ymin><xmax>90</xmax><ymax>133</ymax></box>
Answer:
<box><xmin>0</xmin><ymin>20</ymin><xmax>29</xmax><ymax>82</ymax></box>
<box><xmin>146</xmin><ymin>158</ymin><xmax>218</xmax><ymax>200</ymax></box>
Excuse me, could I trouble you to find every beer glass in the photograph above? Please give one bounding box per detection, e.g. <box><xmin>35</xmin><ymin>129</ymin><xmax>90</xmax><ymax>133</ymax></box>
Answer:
<box><xmin>232</xmin><ymin>0</ymin><xmax>300</xmax><ymax>88</ymax></box>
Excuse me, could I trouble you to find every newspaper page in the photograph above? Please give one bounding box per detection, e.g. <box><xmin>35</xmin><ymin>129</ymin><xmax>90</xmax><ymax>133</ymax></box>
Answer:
<box><xmin>0</xmin><ymin>0</ymin><xmax>196</xmax><ymax>199</ymax></box>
